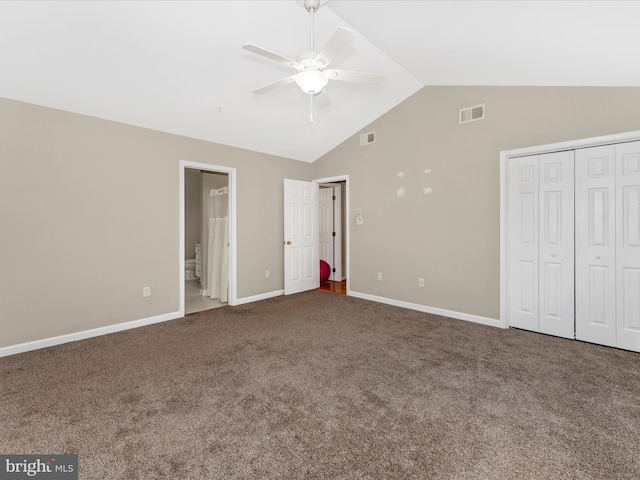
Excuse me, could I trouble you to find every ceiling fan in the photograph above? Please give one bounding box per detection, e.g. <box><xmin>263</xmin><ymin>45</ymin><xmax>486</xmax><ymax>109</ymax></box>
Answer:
<box><xmin>242</xmin><ymin>0</ymin><xmax>384</xmax><ymax>120</ymax></box>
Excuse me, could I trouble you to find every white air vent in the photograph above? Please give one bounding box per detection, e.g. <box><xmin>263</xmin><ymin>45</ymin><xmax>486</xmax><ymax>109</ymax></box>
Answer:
<box><xmin>459</xmin><ymin>103</ymin><xmax>485</xmax><ymax>124</ymax></box>
<box><xmin>360</xmin><ymin>131</ymin><xmax>376</xmax><ymax>146</ymax></box>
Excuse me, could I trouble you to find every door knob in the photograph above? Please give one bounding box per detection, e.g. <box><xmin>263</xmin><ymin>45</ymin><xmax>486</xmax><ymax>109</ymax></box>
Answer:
<box><xmin>285</xmin><ymin>240</ymin><xmax>292</xmax><ymax>245</ymax></box>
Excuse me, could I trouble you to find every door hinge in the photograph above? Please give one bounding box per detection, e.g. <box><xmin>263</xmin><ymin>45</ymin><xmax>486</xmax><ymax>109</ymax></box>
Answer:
<box><xmin>332</xmin><ymin>268</ymin><xmax>336</xmax><ymax>272</ymax></box>
<box><xmin>332</xmin><ymin>232</ymin><xmax>336</xmax><ymax>236</ymax></box>
<box><xmin>332</xmin><ymin>195</ymin><xmax>336</xmax><ymax>201</ymax></box>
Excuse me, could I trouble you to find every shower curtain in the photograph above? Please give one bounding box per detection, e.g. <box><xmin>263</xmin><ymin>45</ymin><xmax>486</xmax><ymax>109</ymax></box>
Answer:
<box><xmin>207</xmin><ymin>186</ymin><xmax>229</xmax><ymax>302</ymax></box>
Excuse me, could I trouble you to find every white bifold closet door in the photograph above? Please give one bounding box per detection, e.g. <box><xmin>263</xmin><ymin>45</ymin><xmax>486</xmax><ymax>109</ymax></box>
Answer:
<box><xmin>507</xmin><ymin>150</ymin><xmax>575</xmax><ymax>339</ymax></box>
<box><xmin>576</xmin><ymin>142</ymin><xmax>640</xmax><ymax>350</ymax></box>
<box><xmin>575</xmin><ymin>145</ymin><xmax>617</xmax><ymax>346</ymax></box>
<box><xmin>616</xmin><ymin>142</ymin><xmax>640</xmax><ymax>351</ymax></box>
<box><xmin>507</xmin><ymin>155</ymin><xmax>538</xmax><ymax>331</ymax></box>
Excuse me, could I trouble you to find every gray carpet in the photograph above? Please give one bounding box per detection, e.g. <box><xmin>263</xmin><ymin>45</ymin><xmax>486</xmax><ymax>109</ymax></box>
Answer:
<box><xmin>1</xmin><ymin>290</ymin><xmax>639</xmax><ymax>479</ymax></box>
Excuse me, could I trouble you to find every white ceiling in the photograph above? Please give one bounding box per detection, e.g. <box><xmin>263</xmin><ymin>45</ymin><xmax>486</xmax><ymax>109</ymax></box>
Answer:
<box><xmin>0</xmin><ymin>1</ymin><xmax>638</xmax><ymax>163</ymax></box>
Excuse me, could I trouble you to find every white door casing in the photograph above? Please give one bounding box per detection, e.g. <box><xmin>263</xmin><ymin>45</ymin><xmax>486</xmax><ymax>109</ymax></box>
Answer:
<box><xmin>538</xmin><ymin>150</ymin><xmax>575</xmax><ymax>339</ymax></box>
<box><xmin>284</xmin><ymin>179</ymin><xmax>319</xmax><ymax>295</ymax></box>
<box><xmin>575</xmin><ymin>145</ymin><xmax>617</xmax><ymax>347</ymax></box>
<box><xmin>314</xmin><ymin>175</ymin><xmax>349</xmax><ymax>292</ymax></box>
<box><xmin>179</xmin><ymin>160</ymin><xmax>236</xmax><ymax>313</ymax></box>
<box><xmin>615</xmin><ymin>141</ymin><xmax>640</xmax><ymax>351</ymax></box>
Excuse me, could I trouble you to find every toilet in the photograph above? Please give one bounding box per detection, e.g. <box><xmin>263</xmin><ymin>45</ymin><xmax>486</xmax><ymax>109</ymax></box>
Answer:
<box><xmin>185</xmin><ymin>258</ymin><xmax>197</xmax><ymax>280</ymax></box>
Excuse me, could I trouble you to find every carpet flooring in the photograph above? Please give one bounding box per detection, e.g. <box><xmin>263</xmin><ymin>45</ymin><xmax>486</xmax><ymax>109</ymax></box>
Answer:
<box><xmin>1</xmin><ymin>290</ymin><xmax>639</xmax><ymax>479</ymax></box>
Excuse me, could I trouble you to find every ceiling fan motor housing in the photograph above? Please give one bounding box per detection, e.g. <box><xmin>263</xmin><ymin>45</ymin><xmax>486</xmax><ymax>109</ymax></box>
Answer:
<box><xmin>297</xmin><ymin>55</ymin><xmax>327</xmax><ymax>72</ymax></box>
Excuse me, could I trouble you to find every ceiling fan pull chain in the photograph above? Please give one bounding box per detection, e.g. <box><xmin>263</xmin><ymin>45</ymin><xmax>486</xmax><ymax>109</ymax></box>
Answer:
<box><xmin>309</xmin><ymin>94</ymin><xmax>314</xmax><ymax>122</ymax></box>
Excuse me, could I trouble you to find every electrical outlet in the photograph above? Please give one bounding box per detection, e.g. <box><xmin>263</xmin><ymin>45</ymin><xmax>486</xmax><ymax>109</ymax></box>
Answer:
<box><xmin>143</xmin><ymin>287</ymin><xmax>151</xmax><ymax>297</ymax></box>
<box><xmin>265</xmin><ymin>270</ymin><xmax>270</xmax><ymax>279</ymax></box>
<box><xmin>418</xmin><ymin>278</ymin><xmax>425</xmax><ymax>287</ymax></box>
<box><xmin>377</xmin><ymin>272</ymin><xmax>383</xmax><ymax>281</ymax></box>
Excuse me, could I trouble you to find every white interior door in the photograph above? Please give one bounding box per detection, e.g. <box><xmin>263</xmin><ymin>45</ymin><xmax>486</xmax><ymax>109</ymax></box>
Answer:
<box><xmin>319</xmin><ymin>187</ymin><xmax>334</xmax><ymax>280</ymax></box>
<box><xmin>507</xmin><ymin>155</ymin><xmax>539</xmax><ymax>331</ymax></box>
<box><xmin>538</xmin><ymin>151</ymin><xmax>575</xmax><ymax>339</ymax></box>
<box><xmin>284</xmin><ymin>179</ymin><xmax>319</xmax><ymax>295</ymax></box>
<box><xmin>575</xmin><ymin>145</ymin><xmax>617</xmax><ymax>347</ymax></box>
<box><xmin>615</xmin><ymin>141</ymin><xmax>640</xmax><ymax>351</ymax></box>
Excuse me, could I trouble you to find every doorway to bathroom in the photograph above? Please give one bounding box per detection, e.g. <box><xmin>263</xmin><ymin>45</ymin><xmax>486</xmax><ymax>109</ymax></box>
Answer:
<box><xmin>180</xmin><ymin>161</ymin><xmax>237</xmax><ymax>316</ymax></box>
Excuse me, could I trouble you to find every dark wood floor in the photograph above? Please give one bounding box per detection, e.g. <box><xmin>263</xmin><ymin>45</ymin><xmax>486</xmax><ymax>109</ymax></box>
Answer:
<box><xmin>319</xmin><ymin>280</ymin><xmax>346</xmax><ymax>295</ymax></box>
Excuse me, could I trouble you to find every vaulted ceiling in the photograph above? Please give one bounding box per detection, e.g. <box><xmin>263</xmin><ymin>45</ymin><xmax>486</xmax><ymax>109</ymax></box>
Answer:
<box><xmin>1</xmin><ymin>1</ymin><xmax>638</xmax><ymax>162</ymax></box>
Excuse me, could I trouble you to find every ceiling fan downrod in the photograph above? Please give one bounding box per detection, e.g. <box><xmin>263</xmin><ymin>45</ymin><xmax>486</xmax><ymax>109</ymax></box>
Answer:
<box><xmin>308</xmin><ymin>2</ymin><xmax>315</xmax><ymax>52</ymax></box>
<box><xmin>303</xmin><ymin>0</ymin><xmax>324</xmax><ymax>51</ymax></box>
<box><xmin>305</xmin><ymin>0</ymin><xmax>321</xmax><ymax>121</ymax></box>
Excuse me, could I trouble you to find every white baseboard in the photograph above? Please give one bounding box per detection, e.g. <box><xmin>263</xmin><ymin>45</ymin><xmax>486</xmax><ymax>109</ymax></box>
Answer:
<box><xmin>348</xmin><ymin>291</ymin><xmax>504</xmax><ymax>329</ymax></box>
<box><xmin>1</xmin><ymin>289</ymin><xmax>501</xmax><ymax>358</ymax></box>
<box><xmin>1</xmin><ymin>289</ymin><xmax>285</xmax><ymax>358</ymax></box>
<box><xmin>0</xmin><ymin>311</ymin><xmax>182</xmax><ymax>358</ymax></box>
<box><xmin>234</xmin><ymin>289</ymin><xmax>284</xmax><ymax>306</ymax></box>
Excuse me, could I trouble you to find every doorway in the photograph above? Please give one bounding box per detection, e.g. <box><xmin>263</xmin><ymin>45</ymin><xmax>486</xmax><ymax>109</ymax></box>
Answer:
<box><xmin>315</xmin><ymin>176</ymin><xmax>349</xmax><ymax>296</ymax></box>
<box><xmin>179</xmin><ymin>161</ymin><xmax>237</xmax><ymax>316</ymax></box>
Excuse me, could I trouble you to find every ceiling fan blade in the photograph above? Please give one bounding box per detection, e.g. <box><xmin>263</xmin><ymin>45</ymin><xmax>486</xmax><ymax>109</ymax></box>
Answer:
<box><xmin>251</xmin><ymin>75</ymin><xmax>297</xmax><ymax>95</ymax></box>
<box><xmin>326</xmin><ymin>69</ymin><xmax>385</xmax><ymax>85</ymax></box>
<box><xmin>315</xmin><ymin>27</ymin><xmax>357</xmax><ymax>66</ymax></box>
<box><xmin>242</xmin><ymin>44</ymin><xmax>301</xmax><ymax>69</ymax></box>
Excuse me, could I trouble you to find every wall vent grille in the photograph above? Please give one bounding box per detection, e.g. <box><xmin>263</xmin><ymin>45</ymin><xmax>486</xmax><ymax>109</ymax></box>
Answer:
<box><xmin>360</xmin><ymin>131</ymin><xmax>376</xmax><ymax>146</ymax></box>
<box><xmin>459</xmin><ymin>103</ymin><xmax>485</xmax><ymax>124</ymax></box>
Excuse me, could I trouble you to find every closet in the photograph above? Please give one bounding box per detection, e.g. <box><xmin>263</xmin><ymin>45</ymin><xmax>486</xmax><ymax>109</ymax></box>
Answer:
<box><xmin>505</xmin><ymin>140</ymin><xmax>640</xmax><ymax>352</ymax></box>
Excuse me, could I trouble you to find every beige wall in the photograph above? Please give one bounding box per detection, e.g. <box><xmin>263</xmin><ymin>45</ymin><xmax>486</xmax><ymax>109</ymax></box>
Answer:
<box><xmin>0</xmin><ymin>98</ymin><xmax>310</xmax><ymax>348</ymax></box>
<box><xmin>312</xmin><ymin>86</ymin><xmax>640</xmax><ymax>320</ymax></box>
<box><xmin>3</xmin><ymin>87</ymin><xmax>640</xmax><ymax>349</ymax></box>
<box><xmin>184</xmin><ymin>168</ymin><xmax>201</xmax><ymax>260</ymax></box>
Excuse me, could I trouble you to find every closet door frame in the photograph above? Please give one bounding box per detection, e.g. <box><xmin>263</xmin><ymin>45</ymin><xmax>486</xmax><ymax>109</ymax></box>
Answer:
<box><xmin>500</xmin><ymin>130</ymin><xmax>640</xmax><ymax>329</ymax></box>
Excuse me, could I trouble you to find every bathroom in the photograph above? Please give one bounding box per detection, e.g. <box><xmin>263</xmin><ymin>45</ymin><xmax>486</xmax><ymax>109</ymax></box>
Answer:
<box><xmin>184</xmin><ymin>168</ymin><xmax>229</xmax><ymax>314</ymax></box>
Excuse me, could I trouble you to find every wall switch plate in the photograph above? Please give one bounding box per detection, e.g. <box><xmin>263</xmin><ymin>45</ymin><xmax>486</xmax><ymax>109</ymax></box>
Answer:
<box><xmin>265</xmin><ymin>270</ymin><xmax>270</xmax><ymax>278</ymax></box>
<box><xmin>356</xmin><ymin>212</ymin><xmax>364</xmax><ymax>225</ymax></box>
<box><xmin>143</xmin><ymin>287</ymin><xmax>151</xmax><ymax>297</ymax></box>
<box><xmin>377</xmin><ymin>272</ymin><xmax>383</xmax><ymax>281</ymax></box>
<box><xmin>418</xmin><ymin>278</ymin><xmax>425</xmax><ymax>287</ymax></box>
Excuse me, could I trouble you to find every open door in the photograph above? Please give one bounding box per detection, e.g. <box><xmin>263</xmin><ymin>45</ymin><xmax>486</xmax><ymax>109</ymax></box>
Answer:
<box><xmin>284</xmin><ymin>179</ymin><xmax>319</xmax><ymax>295</ymax></box>
<box><xmin>319</xmin><ymin>185</ymin><xmax>343</xmax><ymax>281</ymax></box>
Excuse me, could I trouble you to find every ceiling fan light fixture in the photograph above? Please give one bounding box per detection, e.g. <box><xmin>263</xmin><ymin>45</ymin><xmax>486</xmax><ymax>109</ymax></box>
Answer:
<box><xmin>295</xmin><ymin>69</ymin><xmax>328</xmax><ymax>95</ymax></box>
